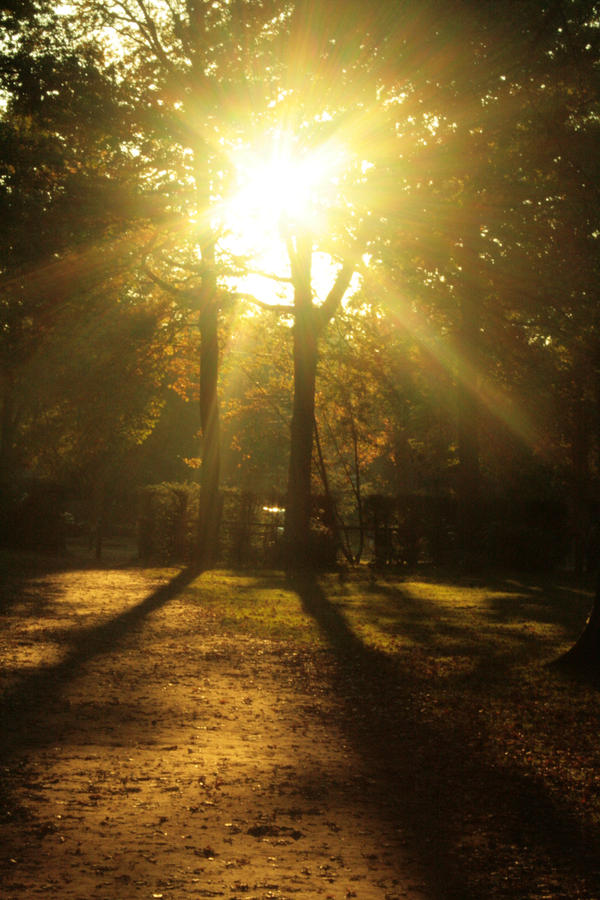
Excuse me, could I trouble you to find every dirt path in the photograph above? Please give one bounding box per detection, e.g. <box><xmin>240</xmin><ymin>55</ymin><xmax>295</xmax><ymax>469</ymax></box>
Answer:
<box><xmin>0</xmin><ymin>566</ymin><xmax>430</xmax><ymax>900</ymax></box>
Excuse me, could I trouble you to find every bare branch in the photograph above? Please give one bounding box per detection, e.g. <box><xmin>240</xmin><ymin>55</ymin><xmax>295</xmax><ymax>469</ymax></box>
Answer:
<box><xmin>248</xmin><ymin>268</ymin><xmax>293</xmax><ymax>285</ymax></box>
<box><xmin>314</xmin><ymin>219</ymin><xmax>371</xmax><ymax>328</ymax></box>
<box><xmin>133</xmin><ymin>0</ymin><xmax>174</xmax><ymax>69</ymax></box>
<box><xmin>107</xmin><ymin>2</ymin><xmax>171</xmax><ymax>68</ymax></box>
<box><xmin>221</xmin><ymin>249</ymin><xmax>293</xmax><ymax>284</ymax></box>
<box><xmin>238</xmin><ymin>365</ymin><xmax>289</xmax><ymax>427</ymax></box>
<box><xmin>316</xmin><ymin>260</ymin><xmax>355</xmax><ymax>329</ymax></box>
<box><xmin>283</xmin><ymin>229</ymin><xmax>300</xmax><ymax>284</ymax></box>
<box><xmin>234</xmin><ymin>293</ymin><xmax>295</xmax><ymax>315</ymax></box>
<box><xmin>143</xmin><ymin>262</ymin><xmax>187</xmax><ymax>300</ymax></box>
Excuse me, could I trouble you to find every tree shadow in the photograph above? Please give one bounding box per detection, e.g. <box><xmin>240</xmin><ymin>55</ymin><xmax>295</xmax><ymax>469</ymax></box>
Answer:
<box><xmin>344</xmin><ymin>571</ymin><xmax>592</xmax><ymax>671</ymax></box>
<box><xmin>0</xmin><ymin>565</ymin><xmax>201</xmax><ymax>765</ymax></box>
<box><xmin>291</xmin><ymin>572</ymin><xmax>600</xmax><ymax>900</ymax></box>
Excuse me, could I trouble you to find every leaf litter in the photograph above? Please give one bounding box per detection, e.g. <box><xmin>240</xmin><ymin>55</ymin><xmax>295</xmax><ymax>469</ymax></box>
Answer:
<box><xmin>0</xmin><ymin>564</ymin><xmax>427</xmax><ymax>900</ymax></box>
<box><xmin>1</xmin><ymin>563</ymin><xmax>600</xmax><ymax>898</ymax></box>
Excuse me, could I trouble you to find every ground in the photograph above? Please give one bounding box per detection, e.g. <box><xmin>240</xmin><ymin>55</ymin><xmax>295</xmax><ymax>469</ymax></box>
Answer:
<box><xmin>1</xmin><ymin>551</ymin><xmax>600</xmax><ymax>899</ymax></box>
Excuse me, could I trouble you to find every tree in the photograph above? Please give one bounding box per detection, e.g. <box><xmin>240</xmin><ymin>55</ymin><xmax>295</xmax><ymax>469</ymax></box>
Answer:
<box><xmin>314</xmin><ymin>293</ymin><xmax>457</xmax><ymax>563</ymax></box>
<box><xmin>350</xmin><ymin>1</ymin><xmax>600</xmax><ymax>567</ymax></box>
<box><xmin>19</xmin><ymin>280</ymin><xmax>172</xmax><ymax>556</ymax></box>
<box><xmin>5</xmin><ymin>0</ymin><xmax>600</xmax><ymax>585</ymax></box>
<box><xmin>232</xmin><ymin>0</ymin><xmax>396</xmax><ymax>567</ymax></box>
<box><xmin>0</xmin><ymin>4</ymin><xmax>153</xmax><ymax>482</ymax></box>
<box><xmin>62</xmin><ymin>0</ymin><xmax>291</xmax><ymax>564</ymax></box>
<box><xmin>220</xmin><ymin>308</ymin><xmax>291</xmax><ymax>496</ymax></box>
<box><xmin>282</xmin><ymin>237</ymin><xmax>357</xmax><ymax>566</ymax></box>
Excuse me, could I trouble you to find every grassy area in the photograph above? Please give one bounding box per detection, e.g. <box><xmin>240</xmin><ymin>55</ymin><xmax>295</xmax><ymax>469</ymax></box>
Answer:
<box><xmin>186</xmin><ymin>566</ymin><xmax>594</xmax><ymax>664</ymax></box>
<box><xmin>3</xmin><ymin>556</ymin><xmax>599</xmax><ymax>895</ymax></box>
<box><xmin>180</xmin><ymin>566</ymin><xmax>600</xmax><ymax>895</ymax></box>
<box><xmin>183</xmin><ymin>570</ymin><xmax>326</xmax><ymax>643</ymax></box>
<box><xmin>183</xmin><ymin>568</ymin><xmax>600</xmax><ymax>779</ymax></box>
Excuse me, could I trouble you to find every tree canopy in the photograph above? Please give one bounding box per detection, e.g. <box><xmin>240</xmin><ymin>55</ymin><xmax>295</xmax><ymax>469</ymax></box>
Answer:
<box><xmin>1</xmin><ymin>0</ymin><xmax>599</xmax><ymax>576</ymax></box>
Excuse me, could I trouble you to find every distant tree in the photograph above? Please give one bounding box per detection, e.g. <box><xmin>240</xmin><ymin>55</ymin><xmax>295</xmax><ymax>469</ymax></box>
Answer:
<box><xmin>357</xmin><ymin>0</ymin><xmax>600</xmax><ymax>566</ymax></box>
<box><xmin>0</xmin><ymin>6</ymin><xmax>151</xmax><ymax>483</ymax></box>
<box><xmin>314</xmin><ymin>294</ymin><xmax>456</xmax><ymax>560</ymax></box>
<box><xmin>238</xmin><ymin>0</ymin><xmax>393</xmax><ymax>568</ymax></box>
<box><xmin>220</xmin><ymin>309</ymin><xmax>291</xmax><ymax>496</ymax></box>
<box><xmin>19</xmin><ymin>281</ymin><xmax>172</xmax><ymax>556</ymax></box>
<box><xmin>63</xmin><ymin>0</ymin><xmax>298</xmax><ymax>564</ymax></box>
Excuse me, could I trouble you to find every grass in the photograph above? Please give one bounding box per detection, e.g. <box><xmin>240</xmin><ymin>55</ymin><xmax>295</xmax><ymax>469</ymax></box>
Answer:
<box><xmin>181</xmin><ymin>565</ymin><xmax>600</xmax><ymax>896</ymax></box>
<box><xmin>184</xmin><ymin>566</ymin><xmax>594</xmax><ymax>665</ymax></box>
<box><xmin>3</xmin><ymin>554</ymin><xmax>600</xmax><ymax>895</ymax></box>
<box><xmin>181</xmin><ymin>569</ymin><xmax>326</xmax><ymax>644</ymax></box>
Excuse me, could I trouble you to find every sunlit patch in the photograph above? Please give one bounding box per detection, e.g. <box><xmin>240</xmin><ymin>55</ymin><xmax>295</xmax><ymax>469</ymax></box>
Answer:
<box><xmin>224</xmin><ymin>132</ymin><xmax>347</xmax><ymax>254</ymax></box>
<box><xmin>219</xmin><ymin>133</ymin><xmax>353</xmax><ymax>308</ymax></box>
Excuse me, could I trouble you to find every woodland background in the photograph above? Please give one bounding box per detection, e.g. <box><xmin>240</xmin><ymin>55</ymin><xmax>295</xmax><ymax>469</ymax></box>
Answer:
<box><xmin>1</xmin><ymin>0</ymin><xmax>599</xmax><ymax>573</ymax></box>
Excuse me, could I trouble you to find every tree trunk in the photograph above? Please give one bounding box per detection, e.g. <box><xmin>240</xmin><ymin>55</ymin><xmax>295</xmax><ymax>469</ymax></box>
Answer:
<box><xmin>555</xmin><ymin>352</ymin><xmax>600</xmax><ymax>676</ymax></box>
<box><xmin>282</xmin><ymin>233</ymin><xmax>356</xmax><ymax>571</ymax></box>
<box><xmin>456</xmin><ymin>376</ymin><xmax>481</xmax><ymax>562</ymax></box>
<box><xmin>555</xmin><ymin>575</ymin><xmax>600</xmax><ymax>676</ymax></box>
<box><xmin>0</xmin><ymin>375</ymin><xmax>16</xmax><ymax>479</ymax></box>
<box><xmin>456</xmin><ymin>287</ymin><xmax>482</xmax><ymax>567</ymax></box>
<box><xmin>192</xmin><ymin>138</ymin><xmax>222</xmax><ymax>568</ymax></box>
<box><xmin>570</xmin><ymin>367</ymin><xmax>591</xmax><ymax>574</ymax></box>
<box><xmin>197</xmin><ymin>297</ymin><xmax>221</xmax><ymax>566</ymax></box>
<box><xmin>92</xmin><ymin>477</ymin><xmax>105</xmax><ymax>562</ymax></box>
<box><xmin>284</xmin><ymin>268</ymin><xmax>318</xmax><ymax>569</ymax></box>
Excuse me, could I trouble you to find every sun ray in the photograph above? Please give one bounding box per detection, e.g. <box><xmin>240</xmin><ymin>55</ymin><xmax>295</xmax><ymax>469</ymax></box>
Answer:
<box><xmin>365</xmin><ymin>265</ymin><xmax>541</xmax><ymax>453</ymax></box>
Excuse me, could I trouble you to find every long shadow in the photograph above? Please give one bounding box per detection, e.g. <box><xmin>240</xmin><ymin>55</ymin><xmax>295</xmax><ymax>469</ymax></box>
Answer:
<box><xmin>0</xmin><ymin>565</ymin><xmax>201</xmax><ymax>764</ymax></box>
<box><xmin>292</xmin><ymin>572</ymin><xmax>600</xmax><ymax>900</ymax></box>
<box><xmin>375</xmin><ymin>568</ymin><xmax>595</xmax><ymax>634</ymax></box>
<box><xmin>362</xmin><ymin>570</ymin><xmax>592</xmax><ymax>636</ymax></box>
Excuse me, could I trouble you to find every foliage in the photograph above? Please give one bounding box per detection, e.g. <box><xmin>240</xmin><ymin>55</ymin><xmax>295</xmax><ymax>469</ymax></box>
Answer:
<box><xmin>0</xmin><ymin>5</ymin><xmax>169</xmax><ymax>492</ymax></box>
<box><xmin>1</xmin><ymin>1</ymin><xmax>600</xmax><ymax>577</ymax></box>
<box><xmin>220</xmin><ymin>309</ymin><xmax>292</xmax><ymax>494</ymax></box>
<box><xmin>0</xmin><ymin>478</ymin><xmax>66</xmax><ymax>553</ymax></box>
<box><xmin>138</xmin><ymin>482</ymin><xmax>200</xmax><ymax>562</ymax></box>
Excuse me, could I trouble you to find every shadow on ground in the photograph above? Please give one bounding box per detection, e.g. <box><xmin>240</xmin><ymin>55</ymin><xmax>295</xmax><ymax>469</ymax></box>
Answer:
<box><xmin>0</xmin><ymin>566</ymin><xmax>201</xmax><ymax>760</ymax></box>
<box><xmin>292</xmin><ymin>572</ymin><xmax>600</xmax><ymax>900</ymax></box>
<box><xmin>2</xmin><ymin>562</ymin><xmax>600</xmax><ymax>898</ymax></box>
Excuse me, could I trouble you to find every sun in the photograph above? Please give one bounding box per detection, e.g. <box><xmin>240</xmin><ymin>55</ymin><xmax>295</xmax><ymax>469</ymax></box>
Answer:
<box><xmin>224</xmin><ymin>134</ymin><xmax>346</xmax><ymax>256</ymax></box>
<box><xmin>220</xmin><ymin>132</ymin><xmax>350</xmax><ymax>306</ymax></box>
<box><xmin>232</xmin><ymin>153</ymin><xmax>314</xmax><ymax>230</ymax></box>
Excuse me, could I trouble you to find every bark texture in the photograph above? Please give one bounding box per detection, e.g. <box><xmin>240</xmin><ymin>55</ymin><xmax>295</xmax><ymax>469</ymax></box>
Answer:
<box><xmin>197</xmin><ymin>290</ymin><xmax>221</xmax><ymax>567</ymax></box>
<box><xmin>283</xmin><ymin>232</ymin><xmax>355</xmax><ymax>570</ymax></box>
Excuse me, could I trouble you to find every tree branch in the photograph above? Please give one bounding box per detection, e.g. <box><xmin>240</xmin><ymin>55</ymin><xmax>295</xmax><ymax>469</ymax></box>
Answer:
<box><xmin>316</xmin><ymin>260</ymin><xmax>355</xmax><ymax>330</ymax></box>
<box><xmin>133</xmin><ymin>0</ymin><xmax>173</xmax><ymax>69</ymax></box>
<box><xmin>249</xmin><ymin>268</ymin><xmax>293</xmax><ymax>285</ymax></box>
<box><xmin>143</xmin><ymin>261</ymin><xmax>188</xmax><ymax>300</ymax></box>
<box><xmin>234</xmin><ymin>293</ymin><xmax>295</xmax><ymax>315</ymax></box>
<box><xmin>315</xmin><ymin>219</ymin><xmax>371</xmax><ymax>329</ymax></box>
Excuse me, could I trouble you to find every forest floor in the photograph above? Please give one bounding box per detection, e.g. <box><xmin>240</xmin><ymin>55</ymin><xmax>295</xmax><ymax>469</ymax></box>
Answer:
<box><xmin>1</xmin><ymin>550</ymin><xmax>600</xmax><ymax>899</ymax></box>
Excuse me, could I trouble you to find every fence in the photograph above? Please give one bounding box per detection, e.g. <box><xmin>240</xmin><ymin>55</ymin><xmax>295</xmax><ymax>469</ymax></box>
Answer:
<box><xmin>137</xmin><ymin>485</ymin><xmax>570</xmax><ymax>571</ymax></box>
